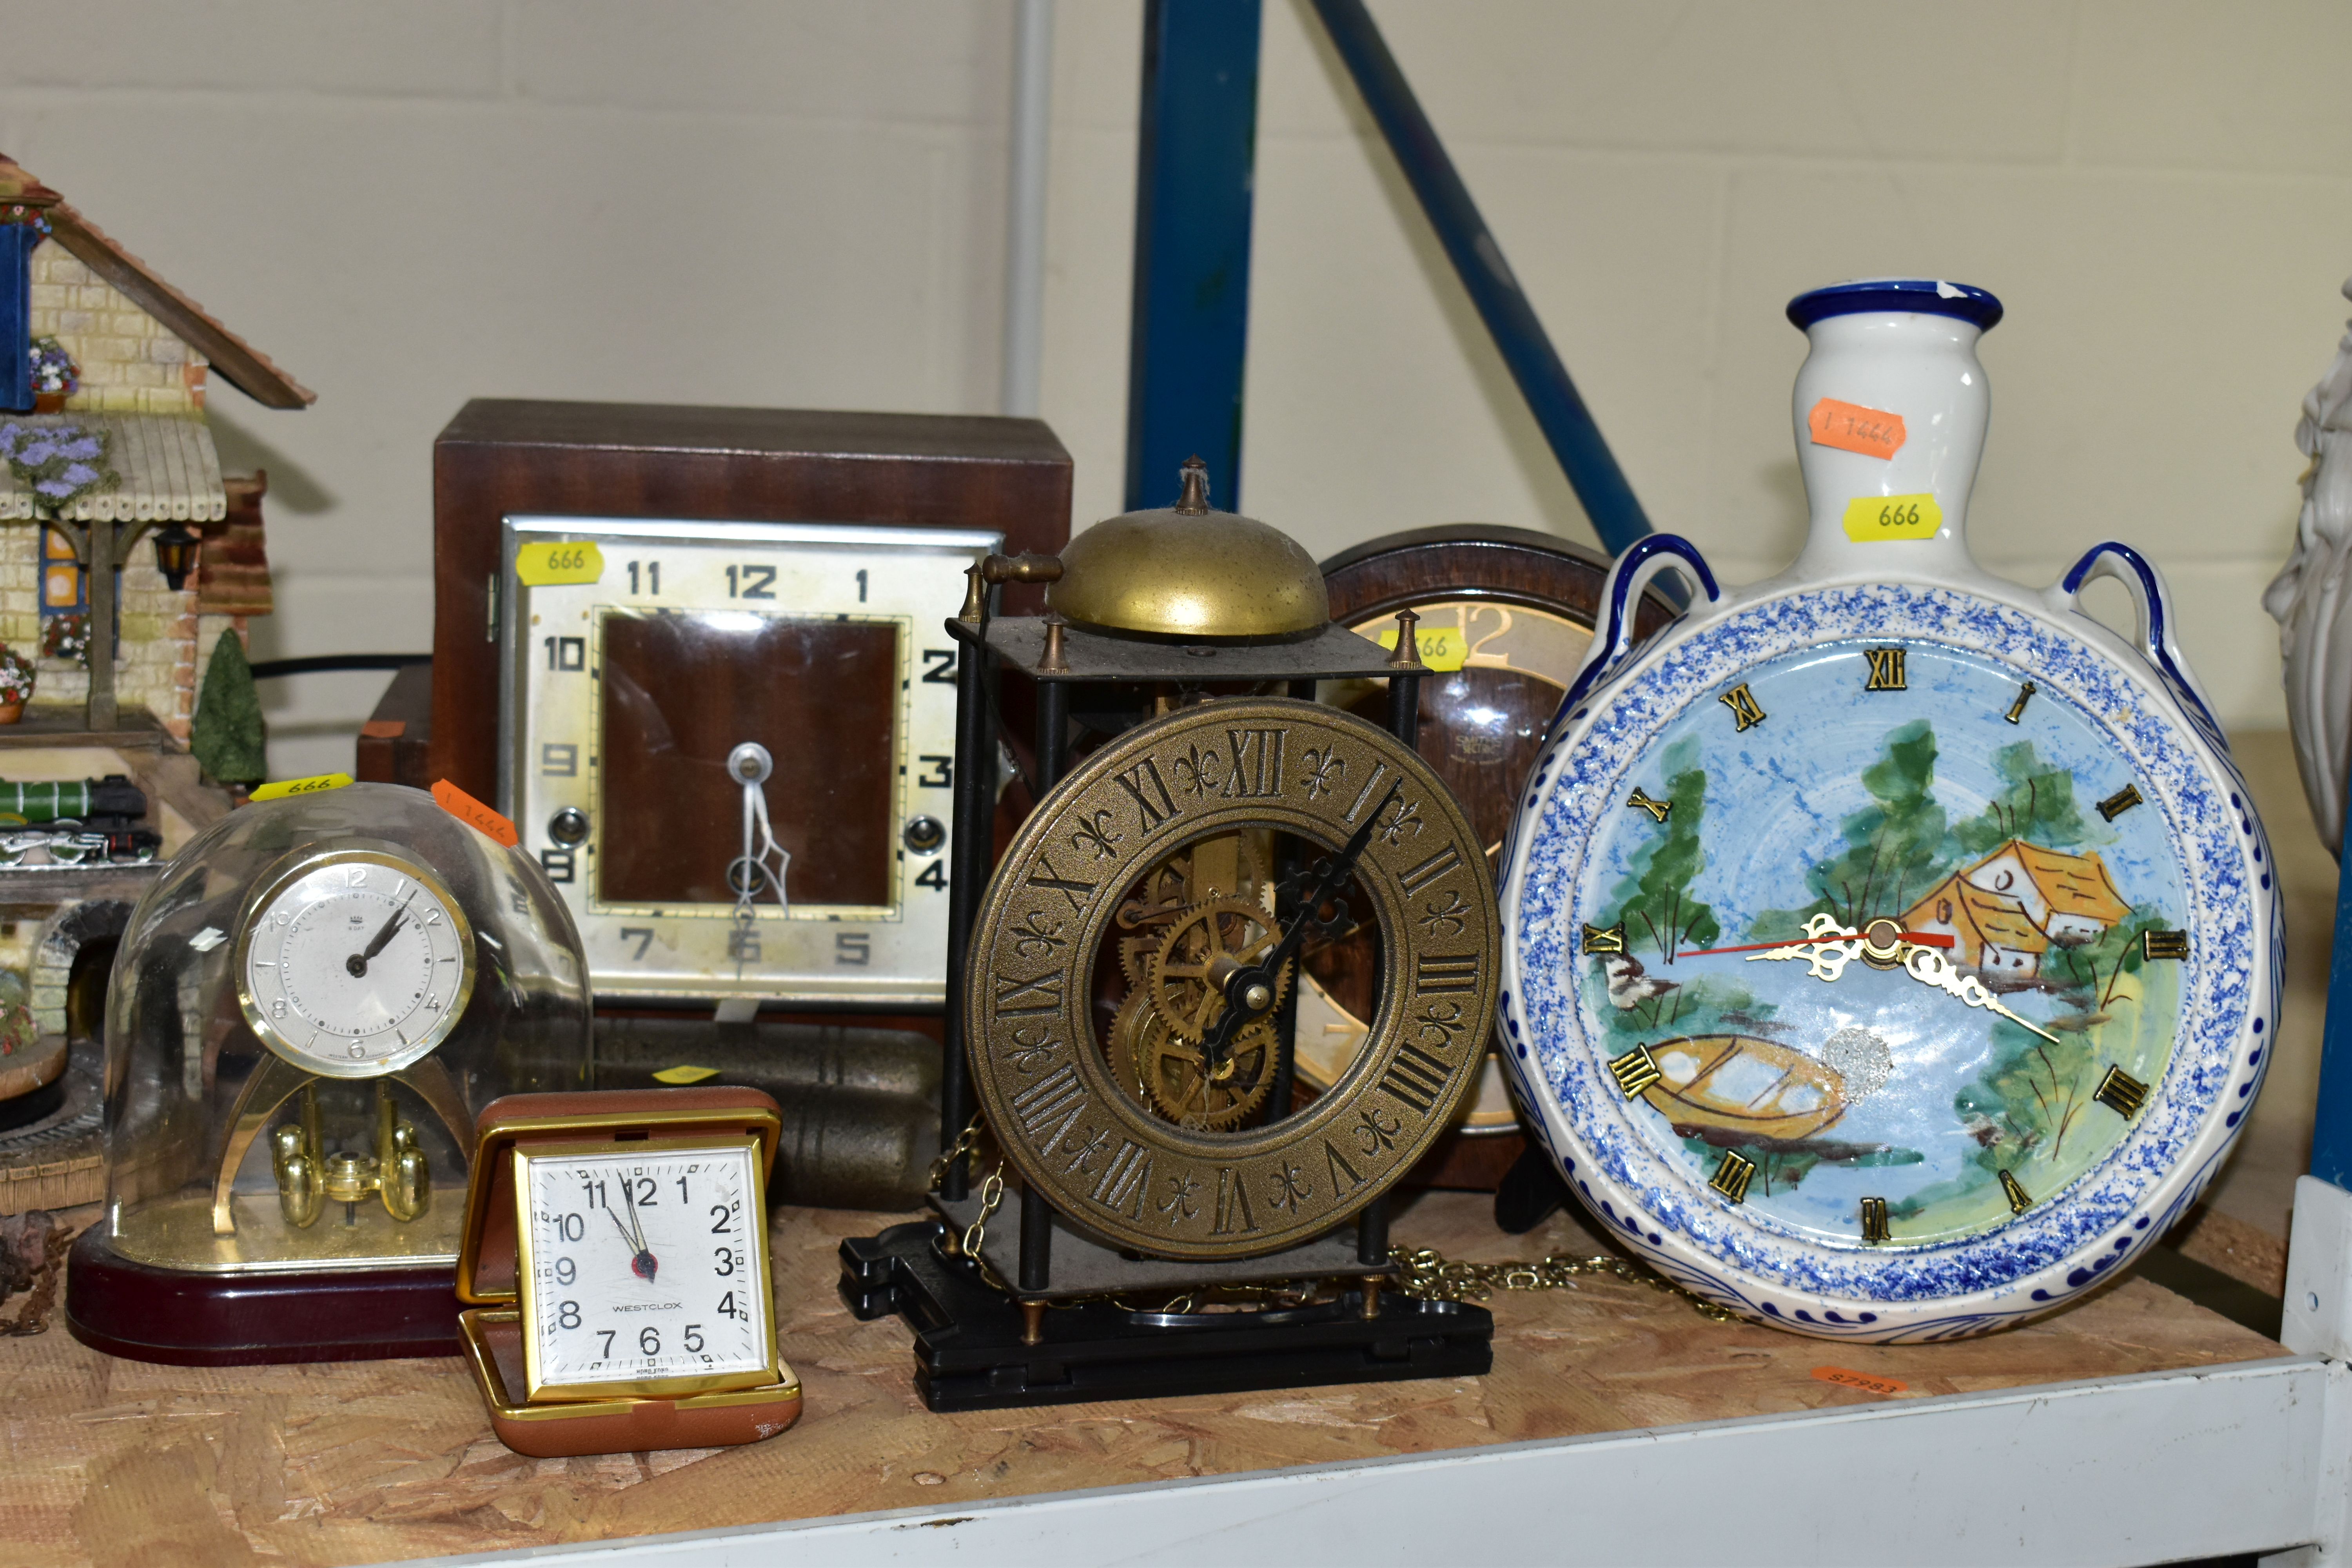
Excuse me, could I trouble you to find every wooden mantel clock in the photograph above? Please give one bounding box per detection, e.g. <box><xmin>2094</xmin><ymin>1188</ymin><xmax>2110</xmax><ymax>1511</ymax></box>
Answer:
<box><xmin>432</xmin><ymin>400</ymin><xmax>1071</xmax><ymax>1017</ymax></box>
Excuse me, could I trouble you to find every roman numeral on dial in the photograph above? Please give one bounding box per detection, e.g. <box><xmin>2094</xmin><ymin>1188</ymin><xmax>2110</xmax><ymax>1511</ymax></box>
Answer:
<box><xmin>1399</xmin><ymin>844</ymin><xmax>1463</xmax><ymax>896</ymax></box>
<box><xmin>1864</xmin><ymin>647</ymin><xmax>1906</xmax><ymax>691</ymax></box>
<box><xmin>1009</xmin><ymin>1065</ymin><xmax>1087</xmax><ymax>1153</ymax></box>
<box><xmin>1860</xmin><ymin>1196</ymin><xmax>1890</xmax><ymax>1243</ymax></box>
<box><xmin>1608</xmin><ymin>1043</ymin><xmax>1661</xmax><ymax>1098</ymax></box>
<box><xmin>1581</xmin><ymin>922</ymin><xmax>1626</xmax><ymax>956</ymax></box>
<box><xmin>1089</xmin><ymin>1139</ymin><xmax>1153</xmax><ymax>1218</ymax></box>
<box><xmin>1415</xmin><ymin>953</ymin><xmax>1480</xmax><ymax>995</ymax></box>
<box><xmin>992</xmin><ymin>969</ymin><xmax>1064</xmax><ymax>1017</ymax></box>
<box><xmin>1025</xmin><ymin>855</ymin><xmax>1096</xmax><ymax>913</ymax></box>
<box><xmin>1718</xmin><ymin>683</ymin><xmax>1766</xmax><ymax>731</ymax></box>
<box><xmin>2094</xmin><ymin>1065</ymin><xmax>2149</xmax><ymax>1118</ymax></box>
<box><xmin>1708</xmin><ymin>1151</ymin><xmax>1756</xmax><ymax>1203</ymax></box>
<box><xmin>1221</xmin><ymin>728</ymin><xmax>1287</xmax><ymax>799</ymax></box>
<box><xmin>1379</xmin><ymin>1043</ymin><xmax>1452</xmax><ymax>1116</ymax></box>
<box><xmin>1212</xmin><ymin>1167</ymin><xmax>1259</xmax><ymax>1235</ymax></box>
<box><xmin>1112</xmin><ymin>758</ymin><xmax>1180</xmax><ymax>832</ymax></box>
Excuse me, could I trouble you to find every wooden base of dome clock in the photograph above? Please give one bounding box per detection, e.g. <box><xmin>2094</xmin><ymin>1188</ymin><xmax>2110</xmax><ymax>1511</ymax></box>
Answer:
<box><xmin>64</xmin><ymin>1236</ymin><xmax>463</xmax><ymax>1364</ymax></box>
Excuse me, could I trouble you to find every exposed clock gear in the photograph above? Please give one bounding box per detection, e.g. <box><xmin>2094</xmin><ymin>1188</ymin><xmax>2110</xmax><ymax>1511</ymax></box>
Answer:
<box><xmin>1132</xmin><ymin>1003</ymin><xmax>1273</xmax><ymax>1130</ymax></box>
<box><xmin>1149</xmin><ymin>897</ymin><xmax>1294</xmax><ymax>1046</ymax></box>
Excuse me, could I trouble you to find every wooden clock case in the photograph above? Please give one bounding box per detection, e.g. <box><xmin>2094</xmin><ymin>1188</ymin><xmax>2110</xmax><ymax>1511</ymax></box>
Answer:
<box><xmin>1317</xmin><ymin>524</ymin><xmax>1677</xmax><ymax>1190</ymax></box>
<box><xmin>430</xmin><ymin>400</ymin><xmax>1073</xmax><ymax>808</ymax></box>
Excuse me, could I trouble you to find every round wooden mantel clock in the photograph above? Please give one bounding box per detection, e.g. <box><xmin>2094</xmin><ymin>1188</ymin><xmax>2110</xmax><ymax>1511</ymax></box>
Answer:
<box><xmin>1499</xmin><ymin>280</ymin><xmax>2279</xmax><ymax>1341</ymax></box>
<box><xmin>1299</xmin><ymin>526</ymin><xmax>1675</xmax><ymax>1187</ymax></box>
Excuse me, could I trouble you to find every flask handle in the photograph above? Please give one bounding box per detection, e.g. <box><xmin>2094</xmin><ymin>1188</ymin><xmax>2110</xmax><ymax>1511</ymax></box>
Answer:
<box><xmin>1556</xmin><ymin>535</ymin><xmax>1722</xmax><ymax>724</ymax></box>
<box><xmin>2047</xmin><ymin>541</ymin><xmax>2226</xmax><ymax>749</ymax></box>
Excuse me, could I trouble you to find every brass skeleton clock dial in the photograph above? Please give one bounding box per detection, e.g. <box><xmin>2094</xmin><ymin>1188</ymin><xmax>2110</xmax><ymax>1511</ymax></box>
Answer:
<box><xmin>967</xmin><ymin>698</ymin><xmax>1499</xmax><ymax>1261</ymax></box>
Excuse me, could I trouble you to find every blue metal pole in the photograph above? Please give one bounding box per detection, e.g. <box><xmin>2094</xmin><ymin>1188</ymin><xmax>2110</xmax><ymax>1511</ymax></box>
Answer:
<box><xmin>2312</xmin><ymin>856</ymin><xmax>2352</xmax><ymax>1188</ymax></box>
<box><xmin>1123</xmin><ymin>0</ymin><xmax>1263</xmax><ymax>513</ymax></box>
<box><xmin>1308</xmin><ymin>0</ymin><xmax>1653</xmax><ymax>555</ymax></box>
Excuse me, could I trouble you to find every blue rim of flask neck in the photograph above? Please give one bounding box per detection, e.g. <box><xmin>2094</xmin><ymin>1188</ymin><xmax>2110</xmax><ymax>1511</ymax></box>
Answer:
<box><xmin>1786</xmin><ymin>279</ymin><xmax>2004</xmax><ymax>333</ymax></box>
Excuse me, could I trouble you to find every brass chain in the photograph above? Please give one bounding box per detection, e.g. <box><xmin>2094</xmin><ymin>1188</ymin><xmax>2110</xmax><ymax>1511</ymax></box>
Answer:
<box><xmin>962</xmin><ymin>1160</ymin><xmax>1006</xmax><ymax>1265</ymax></box>
<box><xmin>1391</xmin><ymin>1245</ymin><xmax>1741</xmax><ymax>1323</ymax></box>
<box><xmin>927</xmin><ymin>1115</ymin><xmax>986</xmax><ymax>1193</ymax></box>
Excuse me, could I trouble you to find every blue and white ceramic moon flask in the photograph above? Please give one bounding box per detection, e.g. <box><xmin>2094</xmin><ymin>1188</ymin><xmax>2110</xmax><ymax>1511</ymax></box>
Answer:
<box><xmin>1499</xmin><ymin>280</ymin><xmax>2279</xmax><ymax>1341</ymax></box>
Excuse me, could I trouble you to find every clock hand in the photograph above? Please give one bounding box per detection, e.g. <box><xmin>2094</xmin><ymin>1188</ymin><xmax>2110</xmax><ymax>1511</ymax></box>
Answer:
<box><xmin>1681</xmin><ymin>931</ymin><xmax>1954</xmax><ymax>959</ymax></box>
<box><xmin>345</xmin><ymin>908</ymin><xmax>406</xmax><ymax>978</ymax></box>
<box><xmin>1199</xmin><ymin>779</ymin><xmax>1404</xmax><ymax>1068</ymax></box>
<box><xmin>617</xmin><ymin>1180</ymin><xmax>659</xmax><ymax>1281</ymax></box>
<box><xmin>1901</xmin><ymin>946</ymin><xmax>2064</xmax><ymax>1045</ymax></box>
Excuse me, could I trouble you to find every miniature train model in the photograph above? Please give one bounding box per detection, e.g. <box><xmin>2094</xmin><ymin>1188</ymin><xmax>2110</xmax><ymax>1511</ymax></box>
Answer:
<box><xmin>0</xmin><ymin>777</ymin><xmax>161</xmax><ymax>867</ymax></box>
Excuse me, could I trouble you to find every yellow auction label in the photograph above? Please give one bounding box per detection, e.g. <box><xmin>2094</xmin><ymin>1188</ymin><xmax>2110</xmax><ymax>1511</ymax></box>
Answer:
<box><xmin>1842</xmin><ymin>493</ymin><xmax>1942</xmax><ymax>542</ymax></box>
<box><xmin>514</xmin><ymin>539</ymin><xmax>604</xmax><ymax>586</ymax></box>
<box><xmin>251</xmin><ymin>772</ymin><xmax>353</xmax><ymax>802</ymax></box>
<box><xmin>1375</xmin><ymin>626</ymin><xmax>1468</xmax><ymax>671</ymax></box>
<box><xmin>651</xmin><ymin>1065</ymin><xmax>721</xmax><ymax>1085</ymax></box>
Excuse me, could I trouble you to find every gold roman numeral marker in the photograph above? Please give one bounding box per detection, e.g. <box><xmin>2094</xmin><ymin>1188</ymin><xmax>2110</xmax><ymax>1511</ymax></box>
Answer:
<box><xmin>2096</xmin><ymin>783</ymin><xmax>2143</xmax><ymax>822</ymax></box>
<box><xmin>1608</xmin><ymin>1043</ymin><xmax>1661</xmax><ymax>1098</ymax></box>
<box><xmin>1860</xmin><ymin>1196</ymin><xmax>1891</xmax><ymax>1243</ymax></box>
<box><xmin>1708</xmin><ymin>1150</ymin><xmax>1756</xmax><ymax>1203</ymax></box>
<box><xmin>1864</xmin><ymin>647</ymin><xmax>1906</xmax><ymax>691</ymax></box>
<box><xmin>1581</xmin><ymin>922</ymin><xmax>1626</xmax><ymax>956</ymax></box>
<box><xmin>1999</xmin><ymin>1168</ymin><xmax>2033</xmax><ymax>1214</ymax></box>
<box><xmin>2094</xmin><ymin>1065</ymin><xmax>2149</xmax><ymax>1119</ymax></box>
<box><xmin>1626</xmin><ymin>787</ymin><xmax>1670</xmax><ymax>822</ymax></box>
<box><xmin>2143</xmin><ymin>929</ymin><xmax>2188</xmax><ymax>961</ymax></box>
<box><xmin>2005</xmin><ymin>681</ymin><xmax>2037</xmax><ymax>724</ymax></box>
<box><xmin>1718</xmin><ymin>683</ymin><xmax>1766</xmax><ymax>732</ymax></box>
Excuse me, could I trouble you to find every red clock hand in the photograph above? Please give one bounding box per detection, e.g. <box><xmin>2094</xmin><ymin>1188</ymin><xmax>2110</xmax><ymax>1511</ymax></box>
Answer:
<box><xmin>1676</xmin><ymin>931</ymin><xmax>1954</xmax><ymax>958</ymax></box>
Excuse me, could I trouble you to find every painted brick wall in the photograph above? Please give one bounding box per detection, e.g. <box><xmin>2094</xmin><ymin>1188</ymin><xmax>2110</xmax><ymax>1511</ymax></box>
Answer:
<box><xmin>25</xmin><ymin>240</ymin><xmax>206</xmax><ymax>415</ymax></box>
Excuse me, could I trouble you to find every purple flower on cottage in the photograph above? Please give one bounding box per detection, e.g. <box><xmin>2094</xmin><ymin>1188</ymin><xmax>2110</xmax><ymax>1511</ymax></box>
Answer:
<box><xmin>32</xmin><ymin>479</ymin><xmax>71</xmax><ymax>499</ymax></box>
<box><xmin>16</xmin><ymin>441</ymin><xmax>53</xmax><ymax>466</ymax></box>
<box><xmin>58</xmin><ymin>463</ymin><xmax>96</xmax><ymax>488</ymax></box>
<box><xmin>55</xmin><ymin>437</ymin><xmax>98</xmax><ymax>461</ymax></box>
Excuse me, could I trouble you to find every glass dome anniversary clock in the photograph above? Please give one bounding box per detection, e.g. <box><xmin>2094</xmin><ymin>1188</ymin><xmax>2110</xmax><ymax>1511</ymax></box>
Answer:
<box><xmin>67</xmin><ymin>783</ymin><xmax>592</xmax><ymax>1363</ymax></box>
<box><xmin>1499</xmin><ymin>280</ymin><xmax>2279</xmax><ymax>1341</ymax></box>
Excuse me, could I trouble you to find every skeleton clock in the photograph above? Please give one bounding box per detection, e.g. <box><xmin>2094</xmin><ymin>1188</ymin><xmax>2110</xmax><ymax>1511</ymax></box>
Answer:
<box><xmin>842</xmin><ymin>461</ymin><xmax>1503</xmax><ymax>1408</ymax></box>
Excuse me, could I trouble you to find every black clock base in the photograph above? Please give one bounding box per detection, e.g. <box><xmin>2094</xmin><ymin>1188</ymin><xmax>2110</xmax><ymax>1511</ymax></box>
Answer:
<box><xmin>839</xmin><ymin>1219</ymin><xmax>1494</xmax><ymax>1412</ymax></box>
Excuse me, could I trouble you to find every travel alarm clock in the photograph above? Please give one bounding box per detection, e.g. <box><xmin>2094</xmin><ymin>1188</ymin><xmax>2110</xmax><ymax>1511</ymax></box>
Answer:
<box><xmin>1499</xmin><ymin>280</ymin><xmax>2278</xmax><ymax>1340</ymax></box>
<box><xmin>455</xmin><ymin>1087</ymin><xmax>800</xmax><ymax>1457</ymax></box>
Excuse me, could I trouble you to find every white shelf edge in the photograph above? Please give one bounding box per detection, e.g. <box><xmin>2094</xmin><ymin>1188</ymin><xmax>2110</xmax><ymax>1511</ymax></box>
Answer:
<box><xmin>419</xmin><ymin>1354</ymin><xmax>2336</xmax><ymax>1568</ymax></box>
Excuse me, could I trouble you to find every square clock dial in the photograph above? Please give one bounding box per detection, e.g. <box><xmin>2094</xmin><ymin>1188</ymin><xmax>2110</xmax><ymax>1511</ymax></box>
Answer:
<box><xmin>515</xmin><ymin>1139</ymin><xmax>775</xmax><ymax>1401</ymax></box>
<box><xmin>499</xmin><ymin>516</ymin><xmax>1001</xmax><ymax>1005</ymax></box>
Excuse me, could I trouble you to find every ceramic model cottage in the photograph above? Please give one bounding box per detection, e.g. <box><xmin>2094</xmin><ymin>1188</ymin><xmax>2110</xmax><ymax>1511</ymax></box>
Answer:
<box><xmin>0</xmin><ymin>152</ymin><xmax>311</xmax><ymax>739</ymax></box>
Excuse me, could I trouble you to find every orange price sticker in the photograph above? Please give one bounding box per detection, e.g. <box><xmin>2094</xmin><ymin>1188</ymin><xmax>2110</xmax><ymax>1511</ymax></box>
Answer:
<box><xmin>1811</xmin><ymin>1365</ymin><xmax>1908</xmax><ymax>1397</ymax></box>
<box><xmin>1808</xmin><ymin>397</ymin><xmax>1906</xmax><ymax>460</ymax></box>
<box><xmin>432</xmin><ymin>779</ymin><xmax>518</xmax><ymax>848</ymax></box>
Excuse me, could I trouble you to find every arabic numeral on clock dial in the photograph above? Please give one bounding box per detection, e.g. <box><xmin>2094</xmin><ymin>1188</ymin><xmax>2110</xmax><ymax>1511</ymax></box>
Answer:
<box><xmin>725</xmin><ymin>564</ymin><xmax>775</xmax><ymax>599</ymax></box>
<box><xmin>626</xmin><ymin>559</ymin><xmax>660</xmax><ymax>595</ymax></box>
<box><xmin>717</xmin><ymin>1289</ymin><xmax>739</xmax><ymax>1319</ymax></box>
